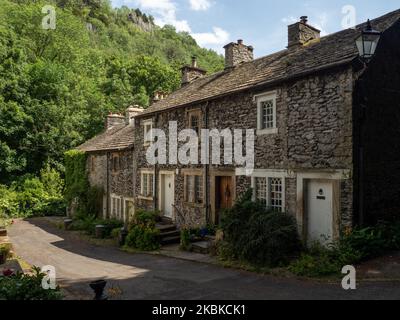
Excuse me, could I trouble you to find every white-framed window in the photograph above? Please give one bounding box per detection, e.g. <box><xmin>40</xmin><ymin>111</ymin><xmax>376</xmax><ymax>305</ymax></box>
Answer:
<box><xmin>254</xmin><ymin>92</ymin><xmax>277</xmax><ymax>135</ymax></box>
<box><xmin>141</xmin><ymin>171</ymin><xmax>154</xmax><ymax>198</ymax></box>
<box><xmin>143</xmin><ymin>119</ymin><xmax>153</xmax><ymax>146</ymax></box>
<box><xmin>252</xmin><ymin>170</ymin><xmax>286</xmax><ymax>212</ymax></box>
<box><xmin>110</xmin><ymin>195</ymin><xmax>123</xmax><ymax>221</ymax></box>
<box><xmin>184</xmin><ymin>173</ymin><xmax>204</xmax><ymax>205</ymax></box>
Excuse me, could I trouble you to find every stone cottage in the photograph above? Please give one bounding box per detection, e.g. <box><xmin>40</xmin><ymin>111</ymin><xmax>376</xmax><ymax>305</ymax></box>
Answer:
<box><xmin>77</xmin><ymin>106</ymin><xmax>143</xmax><ymax>223</ymax></box>
<box><xmin>77</xmin><ymin>9</ymin><xmax>400</xmax><ymax>244</ymax></box>
<box><xmin>132</xmin><ymin>10</ymin><xmax>400</xmax><ymax>244</ymax></box>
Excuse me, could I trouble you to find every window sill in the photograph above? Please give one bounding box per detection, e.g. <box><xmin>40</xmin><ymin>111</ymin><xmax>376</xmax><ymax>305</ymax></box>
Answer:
<box><xmin>138</xmin><ymin>195</ymin><xmax>154</xmax><ymax>201</ymax></box>
<box><xmin>257</xmin><ymin>128</ymin><xmax>278</xmax><ymax>136</ymax></box>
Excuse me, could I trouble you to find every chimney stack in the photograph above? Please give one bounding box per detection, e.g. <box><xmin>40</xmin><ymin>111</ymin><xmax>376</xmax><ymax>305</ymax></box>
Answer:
<box><xmin>288</xmin><ymin>16</ymin><xmax>320</xmax><ymax>49</ymax></box>
<box><xmin>224</xmin><ymin>39</ymin><xmax>254</xmax><ymax>69</ymax></box>
<box><xmin>126</xmin><ymin>105</ymin><xmax>144</xmax><ymax>125</ymax></box>
<box><xmin>181</xmin><ymin>56</ymin><xmax>207</xmax><ymax>87</ymax></box>
<box><xmin>106</xmin><ymin>113</ymin><xmax>125</xmax><ymax>129</ymax></box>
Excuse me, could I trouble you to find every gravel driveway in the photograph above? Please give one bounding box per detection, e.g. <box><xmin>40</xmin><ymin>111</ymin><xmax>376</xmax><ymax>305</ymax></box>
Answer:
<box><xmin>7</xmin><ymin>218</ymin><xmax>400</xmax><ymax>300</ymax></box>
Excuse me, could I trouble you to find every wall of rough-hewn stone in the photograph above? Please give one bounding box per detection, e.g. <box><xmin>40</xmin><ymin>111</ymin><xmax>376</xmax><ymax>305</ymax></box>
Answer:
<box><xmin>134</xmin><ymin>66</ymin><xmax>355</xmax><ymax>230</ymax></box>
<box><xmin>87</xmin><ymin>154</ymin><xmax>107</xmax><ymax>191</ymax></box>
<box><xmin>109</xmin><ymin>150</ymin><xmax>135</xmax><ymax>198</ymax></box>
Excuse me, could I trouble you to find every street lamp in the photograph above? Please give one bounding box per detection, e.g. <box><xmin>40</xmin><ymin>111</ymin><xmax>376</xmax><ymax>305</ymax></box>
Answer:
<box><xmin>356</xmin><ymin>19</ymin><xmax>381</xmax><ymax>62</ymax></box>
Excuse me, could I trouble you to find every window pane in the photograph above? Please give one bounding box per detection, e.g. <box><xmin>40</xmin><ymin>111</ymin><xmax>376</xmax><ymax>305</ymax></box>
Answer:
<box><xmin>255</xmin><ymin>177</ymin><xmax>267</xmax><ymax>206</ymax></box>
<box><xmin>269</xmin><ymin>178</ymin><xmax>283</xmax><ymax>212</ymax></box>
<box><xmin>195</xmin><ymin>176</ymin><xmax>203</xmax><ymax>204</ymax></box>
<box><xmin>149</xmin><ymin>174</ymin><xmax>154</xmax><ymax>197</ymax></box>
<box><xmin>190</xmin><ymin>115</ymin><xmax>200</xmax><ymax>134</ymax></box>
<box><xmin>143</xmin><ymin>174</ymin><xmax>148</xmax><ymax>196</ymax></box>
<box><xmin>261</xmin><ymin>100</ymin><xmax>274</xmax><ymax>129</ymax></box>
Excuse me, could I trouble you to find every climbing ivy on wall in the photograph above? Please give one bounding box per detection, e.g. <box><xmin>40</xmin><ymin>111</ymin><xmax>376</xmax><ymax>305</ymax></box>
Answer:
<box><xmin>64</xmin><ymin>150</ymin><xmax>89</xmax><ymax>205</ymax></box>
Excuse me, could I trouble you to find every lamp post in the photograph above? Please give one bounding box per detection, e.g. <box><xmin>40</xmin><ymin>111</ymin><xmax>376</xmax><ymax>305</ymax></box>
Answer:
<box><xmin>356</xmin><ymin>19</ymin><xmax>381</xmax><ymax>63</ymax></box>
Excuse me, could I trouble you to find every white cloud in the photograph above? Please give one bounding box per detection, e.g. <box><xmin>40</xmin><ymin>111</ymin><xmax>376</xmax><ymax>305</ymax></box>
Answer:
<box><xmin>189</xmin><ymin>0</ymin><xmax>212</xmax><ymax>11</ymax></box>
<box><xmin>124</xmin><ymin>0</ymin><xmax>191</xmax><ymax>32</ymax></box>
<box><xmin>192</xmin><ymin>27</ymin><xmax>230</xmax><ymax>53</ymax></box>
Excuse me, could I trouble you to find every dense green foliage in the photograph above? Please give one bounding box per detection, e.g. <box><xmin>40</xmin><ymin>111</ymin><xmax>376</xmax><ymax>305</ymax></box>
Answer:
<box><xmin>0</xmin><ymin>165</ymin><xmax>65</xmax><ymax>218</ymax></box>
<box><xmin>70</xmin><ymin>215</ymin><xmax>123</xmax><ymax>238</ymax></box>
<box><xmin>0</xmin><ymin>266</ymin><xmax>63</xmax><ymax>300</ymax></box>
<box><xmin>125</xmin><ymin>210</ymin><xmax>160</xmax><ymax>251</ymax></box>
<box><xmin>289</xmin><ymin>223</ymin><xmax>400</xmax><ymax>277</ymax></box>
<box><xmin>219</xmin><ymin>189</ymin><xmax>302</xmax><ymax>267</ymax></box>
<box><xmin>64</xmin><ymin>150</ymin><xmax>88</xmax><ymax>203</ymax></box>
<box><xmin>0</xmin><ymin>0</ymin><xmax>223</xmax><ymax>184</ymax></box>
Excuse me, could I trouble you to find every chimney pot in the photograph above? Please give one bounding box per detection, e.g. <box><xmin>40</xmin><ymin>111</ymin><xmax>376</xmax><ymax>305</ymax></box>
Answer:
<box><xmin>237</xmin><ymin>39</ymin><xmax>243</xmax><ymax>45</ymax></box>
<box><xmin>300</xmin><ymin>16</ymin><xmax>308</xmax><ymax>24</ymax></box>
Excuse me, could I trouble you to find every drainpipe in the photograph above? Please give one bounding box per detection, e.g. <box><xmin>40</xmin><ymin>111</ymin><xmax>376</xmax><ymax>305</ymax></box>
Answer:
<box><xmin>153</xmin><ymin>114</ymin><xmax>159</xmax><ymax>212</ymax></box>
<box><xmin>106</xmin><ymin>152</ymin><xmax>110</xmax><ymax>219</ymax></box>
<box><xmin>204</xmin><ymin>102</ymin><xmax>210</xmax><ymax>224</ymax></box>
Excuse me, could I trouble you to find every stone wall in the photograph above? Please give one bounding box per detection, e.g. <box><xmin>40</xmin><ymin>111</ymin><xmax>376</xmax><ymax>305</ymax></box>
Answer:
<box><xmin>109</xmin><ymin>150</ymin><xmax>135</xmax><ymax>198</ymax></box>
<box><xmin>134</xmin><ymin>66</ymin><xmax>355</xmax><ymax>231</ymax></box>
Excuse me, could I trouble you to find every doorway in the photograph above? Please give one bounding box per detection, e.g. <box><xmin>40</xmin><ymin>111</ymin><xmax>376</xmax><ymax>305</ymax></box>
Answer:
<box><xmin>213</xmin><ymin>175</ymin><xmax>235</xmax><ymax>225</ymax></box>
<box><xmin>159</xmin><ymin>172</ymin><xmax>175</xmax><ymax>219</ymax></box>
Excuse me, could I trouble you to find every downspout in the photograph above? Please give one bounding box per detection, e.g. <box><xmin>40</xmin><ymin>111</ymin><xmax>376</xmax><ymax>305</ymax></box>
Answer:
<box><xmin>106</xmin><ymin>152</ymin><xmax>110</xmax><ymax>219</ymax></box>
<box><xmin>153</xmin><ymin>114</ymin><xmax>159</xmax><ymax>211</ymax></box>
<box><xmin>204</xmin><ymin>102</ymin><xmax>210</xmax><ymax>224</ymax></box>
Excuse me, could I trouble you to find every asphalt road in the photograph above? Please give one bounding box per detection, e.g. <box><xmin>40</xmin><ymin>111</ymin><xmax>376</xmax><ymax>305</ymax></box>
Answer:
<box><xmin>7</xmin><ymin>218</ymin><xmax>400</xmax><ymax>300</ymax></box>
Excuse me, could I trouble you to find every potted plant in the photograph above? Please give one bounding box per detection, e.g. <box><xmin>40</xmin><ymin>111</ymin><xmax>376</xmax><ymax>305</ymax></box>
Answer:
<box><xmin>0</xmin><ymin>244</ymin><xmax>11</xmax><ymax>265</ymax></box>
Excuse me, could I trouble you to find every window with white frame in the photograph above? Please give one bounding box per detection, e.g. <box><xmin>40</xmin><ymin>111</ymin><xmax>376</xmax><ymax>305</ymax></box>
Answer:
<box><xmin>185</xmin><ymin>174</ymin><xmax>204</xmax><ymax>204</ymax></box>
<box><xmin>143</xmin><ymin>120</ymin><xmax>153</xmax><ymax>146</ymax></box>
<box><xmin>141</xmin><ymin>171</ymin><xmax>154</xmax><ymax>198</ymax></box>
<box><xmin>254</xmin><ymin>175</ymin><xmax>284</xmax><ymax>212</ymax></box>
<box><xmin>255</xmin><ymin>93</ymin><xmax>277</xmax><ymax>134</ymax></box>
<box><xmin>111</xmin><ymin>195</ymin><xmax>123</xmax><ymax>220</ymax></box>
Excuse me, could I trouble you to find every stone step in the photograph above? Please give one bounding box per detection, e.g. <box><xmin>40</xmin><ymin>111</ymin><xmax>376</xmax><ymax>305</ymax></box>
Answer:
<box><xmin>160</xmin><ymin>230</ymin><xmax>180</xmax><ymax>238</ymax></box>
<box><xmin>161</xmin><ymin>236</ymin><xmax>181</xmax><ymax>245</ymax></box>
<box><xmin>155</xmin><ymin>224</ymin><xmax>177</xmax><ymax>233</ymax></box>
<box><xmin>192</xmin><ymin>241</ymin><xmax>211</xmax><ymax>254</ymax></box>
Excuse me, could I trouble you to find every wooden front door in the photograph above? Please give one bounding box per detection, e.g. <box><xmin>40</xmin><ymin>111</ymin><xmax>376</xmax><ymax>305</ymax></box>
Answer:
<box><xmin>215</xmin><ymin>176</ymin><xmax>234</xmax><ymax>224</ymax></box>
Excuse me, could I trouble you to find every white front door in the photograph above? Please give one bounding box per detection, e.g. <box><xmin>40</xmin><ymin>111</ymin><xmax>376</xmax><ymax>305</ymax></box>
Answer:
<box><xmin>306</xmin><ymin>180</ymin><xmax>333</xmax><ymax>245</ymax></box>
<box><xmin>161</xmin><ymin>174</ymin><xmax>174</xmax><ymax>219</ymax></box>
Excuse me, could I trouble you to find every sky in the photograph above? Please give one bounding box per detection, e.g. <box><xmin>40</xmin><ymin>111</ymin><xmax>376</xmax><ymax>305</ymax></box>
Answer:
<box><xmin>110</xmin><ymin>0</ymin><xmax>400</xmax><ymax>57</ymax></box>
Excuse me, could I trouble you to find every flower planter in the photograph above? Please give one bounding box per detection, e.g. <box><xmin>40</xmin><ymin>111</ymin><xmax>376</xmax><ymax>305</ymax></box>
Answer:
<box><xmin>89</xmin><ymin>280</ymin><xmax>108</xmax><ymax>300</ymax></box>
<box><xmin>95</xmin><ymin>225</ymin><xmax>106</xmax><ymax>239</ymax></box>
<box><xmin>0</xmin><ymin>252</ymin><xmax>7</xmax><ymax>265</ymax></box>
<box><xmin>64</xmin><ymin>219</ymin><xmax>73</xmax><ymax>230</ymax></box>
<box><xmin>0</xmin><ymin>229</ymin><xmax>7</xmax><ymax>237</ymax></box>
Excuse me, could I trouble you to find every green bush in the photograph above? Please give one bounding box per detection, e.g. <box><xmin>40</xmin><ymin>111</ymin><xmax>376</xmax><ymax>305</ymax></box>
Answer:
<box><xmin>0</xmin><ymin>267</ymin><xmax>63</xmax><ymax>300</ymax></box>
<box><xmin>70</xmin><ymin>216</ymin><xmax>123</xmax><ymax>238</ymax></box>
<box><xmin>0</xmin><ymin>164</ymin><xmax>65</xmax><ymax>218</ymax></box>
<box><xmin>180</xmin><ymin>229</ymin><xmax>191</xmax><ymax>251</ymax></box>
<box><xmin>125</xmin><ymin>225</ymin><xmax>160</xmax><ymax>251</ymax></box>
<box><xmin>125</xmin><ymin>210</ymin><xmax>160</xmax><ymax>251</ymax></box>
<box><xmin>220</xmin><ymin>189</ymin><xmax>302</xmax><ymax>267</ymax></box>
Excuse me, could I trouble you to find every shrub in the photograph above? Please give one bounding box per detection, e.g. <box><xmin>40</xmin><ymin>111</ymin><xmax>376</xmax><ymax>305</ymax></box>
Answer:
<box><xmin>220</xmin><ymin>189</ymin><xmax>302</xmax><ymax>267</ymax></box>
<box><xmin>0</xmin><ymin>243</ymin><xmax>12</xmax><ymax>263</ymax></box>
<box><xmin>70</xmin><ymin>216</ymin><xmax>123</xmax><ymax>238</ymax></box>
<box><xmin>180</xmin><ymin>229</ymin><xmax>191</xmax><ymax>251</ymax></box>
<box><xmin>125</xmin><ymin>225</ymin><xmax>160</xmax><ymax>251</ymax></box>
<box><xmin>125</xmin><ymin>210</ymin><xmax>160</xmax><ymax>251</ymax></box>
<box><xmin>0</xmin><ymin>266</ymin><xmax>63</xmax><ymax>300</ymax></box>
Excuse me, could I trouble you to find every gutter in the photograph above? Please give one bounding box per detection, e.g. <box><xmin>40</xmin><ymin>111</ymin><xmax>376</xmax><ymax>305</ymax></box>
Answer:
<box><xmin>137</xmin><ymin>57</ymin><xmax>356</xmax><ymax>118</ymax></box>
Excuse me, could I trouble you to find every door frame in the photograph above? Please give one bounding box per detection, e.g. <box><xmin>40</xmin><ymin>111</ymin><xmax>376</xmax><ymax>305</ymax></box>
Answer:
<box><xmin>210</xmin><ymin>169</ymin><xmax>236</xmax><ymax>225</ymax></box>
<box><xmin>296</xmin><ymin>171</ymin><xmax>348</xmax><ymax>243</ymax></box>
<box><xmin>158</xmin><ymin>170</ymin><xmax>175</xmax><ymax>220</ymax></box>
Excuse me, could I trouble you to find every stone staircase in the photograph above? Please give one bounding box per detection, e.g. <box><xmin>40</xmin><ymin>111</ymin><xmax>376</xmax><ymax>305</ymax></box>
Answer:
<box><xmin>156</xmin><ymin>219</ymin><xmax>180</xmax><ymax>246</ymax></box>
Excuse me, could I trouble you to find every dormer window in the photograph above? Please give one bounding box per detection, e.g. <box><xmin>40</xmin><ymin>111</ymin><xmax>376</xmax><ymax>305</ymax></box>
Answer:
<box><xmin>255</xmin><ymin>92</ymin><xmax>278</xmax><ymax>135</ymax></box>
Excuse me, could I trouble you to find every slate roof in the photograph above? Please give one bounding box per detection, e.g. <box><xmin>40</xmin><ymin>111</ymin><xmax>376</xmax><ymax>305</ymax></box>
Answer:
<box><xmin>77</xmin><ymin>123</ymin><xmax>135</xmax><ymax>153</ymax></box>
<box><xmin>140</xmin><ymin>9</ymin><xmax>400</xmax><ymax>117</ymax></box>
